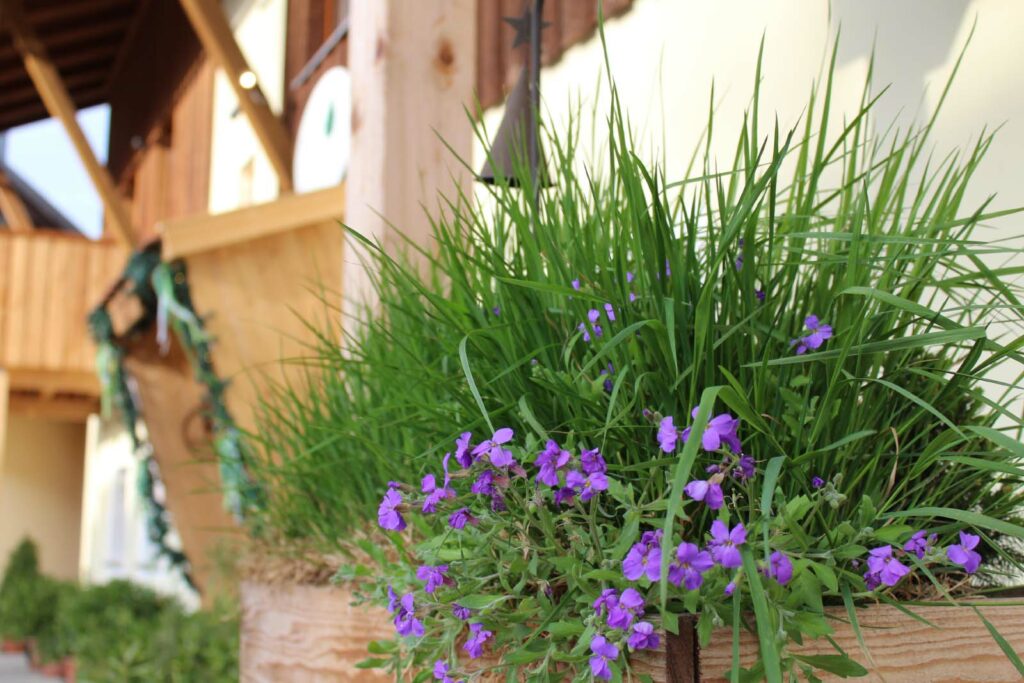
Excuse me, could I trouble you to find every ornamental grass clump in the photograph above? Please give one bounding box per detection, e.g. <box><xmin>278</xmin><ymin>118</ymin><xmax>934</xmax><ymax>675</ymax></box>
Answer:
<box><xmin>250</xmin><ymin>40</ymin><xmax>1024</xmax><ymax>682</ymax></box>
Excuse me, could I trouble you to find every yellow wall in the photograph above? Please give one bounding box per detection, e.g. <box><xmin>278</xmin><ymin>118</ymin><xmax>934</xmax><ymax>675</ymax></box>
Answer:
<box><xmin>0</xmin><ymin>414</ymin><xmax>85</xmax><ymax>580</ymax></box>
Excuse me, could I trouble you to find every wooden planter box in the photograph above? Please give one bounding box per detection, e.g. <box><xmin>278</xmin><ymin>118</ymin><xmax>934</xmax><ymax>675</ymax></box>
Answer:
<box><xmin>240</xmin><ymin>581</ymin><xmax>393</xmax><ymax>682</ymax></box>
<box><xmin>240</xmin><ymin>588</ymin><xmax>1024</xmax><ymax>682</ymax></box>
<box><xmin>629</xmin><ymin>599</ymin><xmax>1024</xmax><ymax>683</ymax></box>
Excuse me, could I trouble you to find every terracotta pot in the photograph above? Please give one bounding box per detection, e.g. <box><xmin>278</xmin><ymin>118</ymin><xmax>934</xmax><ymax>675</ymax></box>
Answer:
<box><xmin>1</xmin><ymin>639</ymin><xmax>25</xmax><ymax>653</ymax></box>
<box><xmin>37</xmin><ymin>659</ymin><xmax>65</xmax><ymax>677</ymax></box>
<box><xmin>62</xmin><ymin>657</ymin><xmax>76</xmax><ymax>683</ymax></box>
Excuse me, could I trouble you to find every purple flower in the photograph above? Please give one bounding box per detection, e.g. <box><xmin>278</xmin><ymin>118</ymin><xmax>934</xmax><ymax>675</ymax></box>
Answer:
<box><xmin>862</xmin><ymin>570</ymin><xmax>881</xmax><ymax>591</ymax></box>
<box><xmin>946</xmin><ymin>531</ymin><xmax>982</xmax><ymax>574</ymax></box>
<box><xmin>492</xmin><ymin>306</ymin><xmax>501</xmax><ymax>316</ymax></box>
<box><xmin>698</xmin><ymin>413</ymin><xmax>742</xmax><ymax>452</ymax></box>
<box><xmin>626</xmin><ymin>271</ymin><xmax>635</xmax><ymax>283</ymax></box>
<box><xmin>386</xmin><ymin>585</ymin><xmax>399</xmax><ymax>613</ymax></box>
<box><xmin>472</xmin><ymin>427</ymin><xmax>516</xmax><ymax>467</ymax></box>
<box><xmin>904</xmin><ymin>530</ymin><xmax>937</xmax><ymax>560</ymax></box>
<box><xmin>593</xmin><ymin>588</ymin><xmax>618</xmax><ymax>617</ymax></box>
<box><xmin>709</xmin><ymin>520</ymin><xmax>746</xmax><ymax>569</ymax></box>
<box><xmin>668</xmin><ymin>542</ymin><xmax>714</xmax><ymax>590</ymax></box>
<box><xmin>623</xmin><ymin>535</ymin><xmax>663</xmax><ymax>582</ymax></box>
<box><xmin>553</xmin><ymin>486</ymin><xmax>576</xmax><ymax>506</ymax></box>
<box><xmin>606</xmin><ymin>588</ymin><xmax>645</xmax><ymax>630</ymax></box>
<box><xmin>724</xmin><ymin>580</ymin><xmax>737</xmax><ymax>596</ymax></box>
<box><xmin>393</xmin><ymin>593</ymin><xmax>424</xmax><ymax>637</ymax></box>
<box><xmin>378</xmin><ymin>488</ymin><xmax>406</xmax><ymax>531</ymax></box>
<box><xmin>535</xmin><ymin>440</ymin><xmax>571</xmax><ymax>486</ymax></box>
<box><xmin>470</xmin><ymin>469</ymin><xmax>495</xmax><ymax>495</ymax></box>
<box><xmin>811</xmin><ymin>475</ymin><xmax>825</xmax><ymax>489</ymax></box>
<box><xmin>572</xmin><ymin>278</ymin><xmax>581</xmax><ymax>291</ymax></box>
<box><xmin>433</xmin><ymin>660</ymin><xmax>461</xmax><ymax>683</ymax></box>
<box><xmin>627</xmin><ymin>621</ymin><xmax>660</xmax><ymax>651</ymax></box>
<box><xmin>416</xmin><ymin>564</ymin><xmax>449</xmax><ymax>593</ymax></box>
<box><xmin>657</xmin><ymin>416</ymin><xmax>681</xmax><ymax>453</ymax></box>
<box><xmin>588</xmin><ymin>309</ymin><xmax>601</xmax><ymax>324</ymax></box>
<box><xmin>734</xmin><ymin>454</ymin><xmax>756</xmax><ymax>481</ymax></box>
<box><xmin>735</xmin><ymin>254</ymin><xmax>744</xmax><ymax>271</ymax></box>
<box><xmin>566</xmin><ymin>469</ymin><xmax>608</xmax><ymax>502</ymax></box>
<box><xmin>755</xmin><ymin>289</ymin><xmax>766</xmax><ymax>302</ymax></box>
<box><xmin>578</xmin><ymin>322</ymin><xmax>592</xmax><ymax>343</ymax></box>
<box><xmin>866</xmin><ymin>545</ymin><xmax>910</xmax><ymax>586</ymax></box>
<box><xmin>448</xmin><ymin>507</ymin><xmax>478</xmax><ymax>530</ymax></box>
<box><xmin>683</xmin><ymin>479</ymin><xmax>724</xmax><ymax>510</ymax></box>
<box><xmin>454</xmin><ymin>432</ymin><xmax>474</xmax><ymax>468</ymax></box>
<box><xmin>463</xmin><ymin>622</ymin><xmax>493</xmax><ymax>659</ymax></box>
<box><xmin>588</xmin><ymin>635</ymin><xmax>619</xmax><ymax>680</ymax></box>
<box><xmin>581</xmin><ymin>447</ymin><xmax>607</xmax><ymax>474</ymax></box>
<box><xmin>665</xmin><ymin>259</ymin><xmax>671</xmax><ymax>277</ymax></box>
<box><xmin>604</xmin><ymin>303</ymin><xmax>616</xmax><ymax>322</ymax></box>
<box><xmin>629</xmin><ymin>292</ymin><xmax>637</xmax><ymax>302</ymax></box>
<box><xmin>422</xmin><ymin>454</ymin><xmax>456</xmax><ymax>513</ymax></box>
<box><xmin>452</xmin><ymin>603</ymin><xmax>472</xmax><ymax>620</ymax></box>
<box><xmin>768</xmin><ymin>551</ymin><xmax>793</xmax><ymax>585</ymax></box>
<box><xmin>792</xmin><ymin>314</ymin><xmax>833</xmax><ymax>355</ymax></box>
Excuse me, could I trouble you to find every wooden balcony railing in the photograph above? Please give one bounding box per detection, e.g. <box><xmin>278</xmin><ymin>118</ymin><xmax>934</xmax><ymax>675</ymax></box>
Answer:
<box><xmin>0</xmin><ymin>230</ymin><xmax>126</xmax><ymax>419</ymax></box>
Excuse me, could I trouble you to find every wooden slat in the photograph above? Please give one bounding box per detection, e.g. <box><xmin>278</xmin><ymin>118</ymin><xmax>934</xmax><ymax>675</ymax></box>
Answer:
<box><xmin>2</xmin><ymin>0</ymin><xmax>134</xmax><ymax>246</ymax></box>
<box><xmin>160</xmin><ymin>184</ymin><xmax>345</xmax><ymax>259</ymax></box>
<box><xmin>240</xmin><ymin>582</ymin><xmax>393</xmax><ymax>682</ymax></box>
<box><xmin>626</xmin><ymin>599</ymin><xmax>1024</xmax><ymax>683</ymax></box>
<box><xmin>0</xmin><ymin>43</ymin><xmax>119</xmax><ymax>87</ymax></box>
<box><xmin>0</xmin><ymin>231</ymin><xmax>124</xmax><ymax>386</ymax></box>
<box><xmin>176</xmin><ymin>0</ymin><xmax>293</xmax><ymax>192</ymax></box>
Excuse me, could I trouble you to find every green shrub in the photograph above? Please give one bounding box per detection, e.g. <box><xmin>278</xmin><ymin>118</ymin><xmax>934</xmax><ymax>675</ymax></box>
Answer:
<box><xmin>0</xmin><ymin>538</ymin><xmax>43</xmax><ymax>641</ymax></box>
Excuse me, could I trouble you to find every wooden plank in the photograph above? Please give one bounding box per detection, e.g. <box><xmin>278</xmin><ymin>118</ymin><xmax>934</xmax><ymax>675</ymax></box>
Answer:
<box><xmin>627</xmin><ymin>600</ymin><xmax>1024</xmax><ymax>683</ymax></box>
<box><xmin>0</xmin><ymin>370</ymin><xmax>8</xmax><ymax>477</ymax></box>
<box><xmin>1</xmin><ymin>0</ymin><xmax>135</xmax><ymax>247</ymax></box>
<box><xmin>240</xmin><ymin>581</ymin><xmax>393</xmax><ymax>682</ymax></box>
<box><xmin>176</xmin><ymin>0</ymin><xmax>293</xmax><ymax>192</ymax></box>
<box><xmin>122</xmin><ymin>331</ymin><xmax>240</xmax><ymax>597</ymax></box>
<box><xmin>6</xmin><ymin>368</ymin><xmax>99</xmax><ymax>396</ymax></box>
<box><xmin>0</xmin><ymin>168</ymin><xmax>33</xmax><ymax>231</ymax></box>
<box><xmin>344</xmin><ymin>0</ymin><xmax>476</xmax><ymax>320</ymax></box>
<box><xmin>181</xmin><ymin>219</ymin><xmax>342</xmax><ymax>437</ymax></box>
<box><xmin>160</xmin><ymin>184</ymin><xmax>345</xmax><ymax>259</ymax></box>
<box><xmin>41</xmin><ymin>236</ymin><xmax>73</xmax><ymax>369</ymax></box>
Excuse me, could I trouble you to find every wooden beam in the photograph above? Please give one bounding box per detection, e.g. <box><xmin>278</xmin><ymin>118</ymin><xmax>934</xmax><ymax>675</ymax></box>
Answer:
<box><xmin>0</xmin><ymin>168</ymin><xmax>33</xmax><ymax>231</ymax></box>
<box><xmin>6</xmin><ymin>368</ymin><xmax>100</xmax><ymax>397</ymax></box>
<box><xmin>176</xmin><ymin>0</ymin><xmax>293</xmax><ymax>192</ymax></box>
<box><xmin>343</xmin><ymin>0</ymin><xmax>477</xmax><ymax>322</ymax></box>
<box><xmin>6</xmin><ymin>393</ymin><xmax>98</xmax><ymax>422</ymax></box>
<box><xmin>0</xmin><ymin>369</ymin><xmax>8</xmax><ymax>476</ymax></box>
<box><xmin>159</xmin><ymin>184</ymin><xmax>344</xmax><ymax>259</ymax></box>
<box><xmin>0</xmin><ymin>0</ymin><xmax>135</xmax><ymax>247</ymax></box>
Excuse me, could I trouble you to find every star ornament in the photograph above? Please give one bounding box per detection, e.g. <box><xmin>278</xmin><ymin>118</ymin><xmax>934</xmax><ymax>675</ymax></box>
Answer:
<box><xmin>503</xmin><ymin>3</ymin><xmax>551</xmax><ymax>48</ymax></box>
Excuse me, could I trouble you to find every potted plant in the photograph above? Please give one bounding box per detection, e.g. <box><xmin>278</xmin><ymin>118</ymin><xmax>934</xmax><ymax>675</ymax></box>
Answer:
<box><xmin>243</xmin><ymin>39</ymin><xmax>1024</xmax><ymax>682</ymax></box>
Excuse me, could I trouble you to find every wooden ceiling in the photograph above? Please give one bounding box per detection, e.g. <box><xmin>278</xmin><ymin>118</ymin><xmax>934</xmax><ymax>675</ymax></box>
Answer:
<box><xmin>0</xmin><ymin>0</ymin><xmax>141</xmax><ymax>132</ymax></box>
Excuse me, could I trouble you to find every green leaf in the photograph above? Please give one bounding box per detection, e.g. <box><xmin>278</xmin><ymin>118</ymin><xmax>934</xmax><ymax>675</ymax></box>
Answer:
<box><xmin>882</xmin><ymin>507</ymin><xmax>1024</xmax><ymax>541</ymax></box>
<box><xmin>809</xmin><ymin>563</ymin><xmax>838</xmax><ymax>593</ymax></box>
<box><xmin>741</xmin><ymin>549</ymin><xmax>783</xmax><ymax>683</ymax></box>
<box><xmin>791</xmin><ymin>654</ymin><xmax>869</xmax><ymax>678</ymax></box>
<box><xmin>458</xmin><ymin>335</ymin><xmax>493</xmax><ymax>433</ymax></box>
<box><xmin>355</xmin><ymin>657</ymin><xmax>390</xmax><ymax>669</ymax></box>
<box><xmin>545</xmin><ymin>621</ymin><xmax>585</xmax><ymax>637</ymax></box>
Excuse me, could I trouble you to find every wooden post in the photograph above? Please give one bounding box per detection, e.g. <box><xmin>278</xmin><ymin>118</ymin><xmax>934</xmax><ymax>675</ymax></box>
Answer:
<box><xmin>343</xmin><ymin>0</ymin><xmax>477</xmax><ymax>325</ymax></box>
<box><xmin>0</xmin><ymin>369</ymin><xmax>8</xmax><ymax>478</ymax></box>
<box><xmin>177</xmin><ymin>0</ymin><xmax>293</xmax><ymax>193</ymax></box>
<box><xmin>0</xmin><ymin>0</ymin><xmax>134</xmax><ymax>247</ymax></box>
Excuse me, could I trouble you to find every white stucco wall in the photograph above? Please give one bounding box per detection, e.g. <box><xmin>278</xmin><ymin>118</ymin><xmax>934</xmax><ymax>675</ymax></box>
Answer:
<box><xmin>482</xmin><ymin>0</ymin><xmax>1024</xmax><ymax>220</ymax></box>
<box><xmin>207</xmin><ymin>0</ymin><xmax>288</xmax><ymax>214</ymax></box>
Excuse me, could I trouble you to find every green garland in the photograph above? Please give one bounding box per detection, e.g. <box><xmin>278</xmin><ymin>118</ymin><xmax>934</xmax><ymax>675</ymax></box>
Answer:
<box><xmin>88</xmin><ymin>246</ymin><xmax>263</xmax><ymax>590</ymax></box>
<box><xmin>88</xmin><ymin>305</ymin><xmax>193</xmax><ymax>589</ymax></box>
